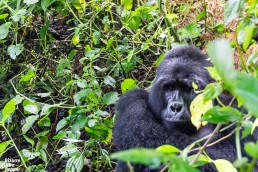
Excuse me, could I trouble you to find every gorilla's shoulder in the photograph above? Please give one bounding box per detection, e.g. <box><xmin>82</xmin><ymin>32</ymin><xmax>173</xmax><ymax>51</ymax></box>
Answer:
<box><xmin>116</xmin><ymin>88</ymin><xmax>149</xmax><ymax>114</ymax></box>
<box><xmin>165</xmin><ymin>45</ymin><xmax>208</xmax><ymax>62</ymax></box>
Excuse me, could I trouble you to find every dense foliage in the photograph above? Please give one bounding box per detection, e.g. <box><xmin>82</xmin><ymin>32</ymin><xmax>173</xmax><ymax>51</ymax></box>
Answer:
<box><xmin>0</xmin><ymin>0</ymin><xmax>257</xmax><ymax>172</ymax></box>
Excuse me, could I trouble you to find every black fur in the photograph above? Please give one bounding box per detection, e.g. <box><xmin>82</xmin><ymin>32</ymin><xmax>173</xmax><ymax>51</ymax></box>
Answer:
<box><xmin>113</xmin><ymin>46</ymin><xmax>258</xmax><ymax>172</ymax></box>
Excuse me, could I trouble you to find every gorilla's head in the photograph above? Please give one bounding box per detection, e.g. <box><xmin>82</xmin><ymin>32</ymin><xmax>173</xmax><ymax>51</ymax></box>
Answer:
<box><xmin>149</xmin><ymin>46</ymin><xmax>212</xmax><ymax>133</ymax></box>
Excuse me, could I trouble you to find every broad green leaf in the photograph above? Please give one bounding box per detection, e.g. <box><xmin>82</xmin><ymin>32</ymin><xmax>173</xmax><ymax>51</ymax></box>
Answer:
<box><xmin>244</xmin><ymin>141</ymin><xmax>258</xmax><ymax>158</ymax></box>
<box><xmin>205</xmin><ymin>67</ymin><xmax>222</xmax><ymax>81</ymax></box>
<box><xmin>72</xmin><ymin>0</ymin><xmax>86</xmax><ymax>13</ymax></box>
<box><xmin>13</xmin><ymin>95</ymin><xmax>24</xmax><ymax>105</ymax></box>
<box><xmin>40</xmin><ymin>104</ymin><xmax>57</xmax><ymax>116</ymax></box>
<box><xmin>11</xmin><ymin>9</ymin><xmax>27</xmax><ymax>22</ymax></box>
<box><xmin>8</xmin><ymin>44</ymin><xmax>24</xmax><ymax>60</ymax></box>
<box><xmin>103</xmin><ymin>91</ymin><xmax>119</xmax><ymax>105</ymax></box>
<box><xmin>0</xmin><ymin>22</ymin><xmax>12</xmax><ymax>40</ymax></box>
<box><xmin>72</xmin><ymin>115</ymin><xmax>87</xmax><ymax>133</ymax></box>
<box><xmin>73</xmin><ymin>89</ymin><xmax>92</xmax><ymax>105</ymax></box>
<box><xmin>38</xmin><ymin>116</ymin><xmax>50</xmax><ymax>127</ymax></box>
<box><xmin>203</xmin><ymin>106</ymin><xmax>242</xmax><ymax>124</ymax></box>
<box><xmin>121</xmin><ymin>0</ymin><xmax>133</xmax><ymax>10</ymax></box>
<box><xmin>22</xmin><ymin>115</ymin><xmax>39</xmax><ymax>134</ymax></box>
<box><xmin>106</xmin><ymin>36</ymin><xmax>113</xmax><ymax>50</ymax></box>
<box><xmin>241</xmin><ymin>121</ymin><xmax>253</xmax><ymax>139</ymax></box>
<box><xmin>35</xmin><ymin>130</ymin><xmax>49</xmax><ymax>138</ymax></box>
<box><xmin>93</xmin><ymin>31</ymin><xmax>101</xmax><ymax>45</ymax></box>
<box><xmin>24</xmin><ymin>0</ymin><xmax>39</xmax><ymax>5</ymax></box>
<box><xmin>121</xmin><ymin>79</ymin><xmax>138</xmax><ymax>93</ymax></box>
<box><xmin>72</xmin><ymin>34</ymin><xmax>80</xmax><ymax>45</ymax></box>
<box><xmin>23</xmin><ymin>135</ymin><xmax>35</xmax><ymax>146</ymax></box>
<box><xmin>243</xmin><ymin>25</ymin><xmax>255</xmax><ymax>52</ymax></box>
<box><xmin>104</xmin><ymin>76</ymin><xmax>116</xmax><ymax>87</ymax></box>
<box><xmin>36</xmin><ymin>136</ymin><xmax>48</xmax><ymax>151</ymax></box>
<box><xmin>57</xmin><ymin>144</ymin><xmax>79</xmax><ymax>158</ymax></box>
<box><xmin>56</xmin><ymin>118</ymin><xmax>68</xmax><ymax>132</ymax></box>
<box><xmin>207</xmin><ymin>39</ymin><xmax>236</xmax><ymax>85</ymax></box>
<box><xmin>224</xmin><ymin>0</ymin><xmax>245</xmax><ymax>25</ymax></box>
<box><xmin>156</xmin><ymin>145</ymin><xmax>180</xmax><ymax>154</ymax></box>
<box><xmin>0</xmin><ymin>140</ymin><xmax>12</xmax><ymax>154</ymax></box>
<box><xmin>19</xmin><ymin>68</ymin><xmax>36</xmax><ymax>83</ymax></box>
<box><xmin>52</xmin><ymin>131</ymin><xmax>66</xmax><ymax>139</ymax></box>
<box><xmin>190</xmin><ymin>93</ymin><xmax>213</xmax><ymax>129</ymax></box>
<box><xmin>213</xmin><ymin>159</ymin><xmax>237</xmax><ymax>172</ymax></box>
<box><xmin>66</xmin><ymin>154</ymin><xmax>84</xmax><ymax>172</ymax></box>
<box><xmin>110</xmin><ymin>148</ymin><xmax>165</xmax><ymax>167</ymax></box>
<box><xmin>22</xmin><ymin>149</ymin><xmax>40</xmax><ymax>160</ymax></box>
<box><xmin>188</xmin><ymin>154</ymin><xmax>211</xmax><ymax>167</ymax></box>
<box><xmin>41</xmin><ymin>0</ymin><xmax>55</xmax><ymax>11</ymax></box>
<box><xmin>96</xmin><ymin>110</ymin><xmax>110</xmax><ymax>117</ymax></box>
<box><xmin>1</xmin><ymin>98</ymin><xmax>15</xmax><ymax>124</ymax></box>
<box><xmin>203</xmin><ymin>83</ymin><xmax>223</xmax><ymax>103</ymax></box>
<box><xmin>126</xmin><ymin>11</ymin><xmax>141</xmax><ymax>30</ymax></box>
<box><xmin>233</xmin><ymin>73</ymin><xmax>258</xmax><ymax>116</ymax></box>
<box><xmin>24</xmin><ymin>105</ymin><xmax>39</xmax><ymax>115</ymax></box>
<box><xmin>85</xmin><ymin>123</ymin><xmax>112</xmax><ymax>143</ymax></box>
<box><xmin>0</xmin><ymin>14</ymin><xmax>9</xmax><ymax>19</ymax></box>
<box><xmin>56</xmin><ymin>59</ymin><xmax>71</xmax><ymax>76</ymax></box>
<box><xmin>126</xmin><ymin>50</ymin><xmax>134</xmax><ymax>62</ymax></box>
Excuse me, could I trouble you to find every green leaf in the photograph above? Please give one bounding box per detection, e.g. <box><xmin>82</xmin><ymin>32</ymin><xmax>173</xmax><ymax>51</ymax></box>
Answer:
<box><xmin>224</xmin><ymin>0</ymin><xmax>245</xmax><ymax>25</ymax></box>
<box><xmin>53</xmin><ymin>131</ymin><xmax>66</xmax><ymax>139</ymax></box>
<box><xmin>156</xmin><ymin>145</ymin><xmax>180</xmax><ymax>154</ymax></box>
<box><xmin>205</xmin><ymin>67</ymin><xmax>222</xmax><ymax>81</ymax></box>
<box><xmin>8</xmin><ymin>44</ymin><xmax>24</xmax><ymax>60</ymax></box>
<box><xmin>36</xmin><ymin>136</ymin><xmax>48</xmax><ymax>151</ymax></box>
<box><xmin>213</xmin><ymin>159</ymin><xmax>238</xmax><ymax>172</ymax></box>
<box><xmin>233</xmin><ymin>73</ymin><xmax>258</xmax><ymax>117</ymax></box>
<box><xmin>85</xmin><ymin>123</ymin><xmax>112</xmax><ymax>143</ymax></box>
<box><xmin>243</xmin><ymin>25</ymin><xmax>255</xmax><ymax>52</ymax></box>
<box><xmin>244</xmin><ymin>141</ymin><xmax>258</xmax><ymax>158</ymax></box>
<box><xmin>0</xmin><ymin>13</ymin><xmax>9</xmax><ymax>19</ymax></box>
<box><xmin>40</xmin><ymin>104</ymin><xmax>57</xmax><ymax>116</ymax></box>
<box><xmin>24</xmin><ymin>105</ymin><xmax>39</xmax><ymax>115</ymax></box>
<box><xmin>121</xmin><ymin>79</ymin><xmax>138</xmax><ymax>93</ymax></box>
<box><xmin>22</xmin><ymin>149</ymin><xmax>40</xmax><ymax>160</ymax></box>
<box><xmin>19</xmin><ymin>68</ymin><xmax>36</xmax><ymax>83</ymax></box>
<box><xmin>0</xmin><ymin>140</ymin><xmax>12</xmax><ymax>155</ymax></box>
<box><xmin>57</xmin><ymin>144</ymin><xmax>79</xmax><ymax>158</ymax></box>
<box><xmin>103</xmin><ymin>92</ymin><xmax>119</xmax><ymax>105</ymax></box>
<box><xmin>73</xmin><ymin>89</ymin><xmax>92</xmax><ymax>105</ymax></box>
<box><xmin>93</xmin><ymin>31</ymin><xmax>101</xmax><ymax>45</ymax></box>
<box><xmin>24</xmin><ymin>0</ymin><xmax>39</xmax><ymax>5</ymax></box>
<box><xmin>72</xmin><ymin>115</ymin><xmax>87</xmax><ymax>133</ymax></box>
<box><xmin>22</xmin><ymin>115</ymin><xmax>39</xmax><ymax>134</ymax></box>
<box><xmin>1</xmin><ymin>98</ymin><xmax>15</xmax><ymax>124</ymax></box>
<box><xmin>106</xmin><ymin>36</ymin><xmax>113</xmax><ymax>50</ymax></box>
<box><xmin>104</xmin><ymin>76</ymin><xmax>116</xmax><ymax>88</ymax></box>
<box><xmin>110</xmin><ymin>148</ymin><xmax>165</xmax><ymax>167</ymax></box>
<box><xmin>72</xmin><ymin>0</ymin><xmax>86</xmax><ymax>13</ymax></box>
<box><xmin>56</xmin><ymin>59</ymin><xmax>71</xmax><ymax>76</ymax></box>
<box><xmin>251</xmin><ymin>118</ymin><xmax>258</xmax><ymax>134</ymax></box>
<box><xmin>203</xmin><ymin>83</ymin><xmax>223</xmax><ymax>103</ymax></box>
<box><xmin>72</xmin><ymin>34</ymin><xmax>80</xmax><ymax>45</ymax></box>
<box><xmin>23</xmin><ymin>135</ymin><xmax>35</xmax><ymax>146</ymax></box>
<box><xmin>155</xmin><ymin>54</ymin><xmax>165</xmax><ymax>67</ymax></box>
<box><xmin>0</xmin><ymin>22</ymin><xmax>11</xmax><ymax>40</ymax></box>
<box><xmin>203</xmin><ymin>106</ymin><xmax>242</xmax><ymax>124</ymax></box>
<box><xmin>121</xmin><ymin>0</ymin><xmax>133</xmax><ymax>10</ymax></box>
<box><xmin>241</xmin><ymin>121</ymin><xmax>253</xmax><ymax>139</ymax></box>
<box><xmin>41</xmin><ymin>0</ymin><xmax>55</xmax><ymax>11</ymax></box>
<box><xmin>66</xmin><ymin>154</ymin><xmax>84</xmax><ymax>172</ymax></box>
<box><xmin>188</xmin><ymin>154</ymin><xmax>211</xmax><ymax>167</ymax></box>
<box><xmin>56</xmin><ymin>118</ymin><xmax>68</xmax><ymax>132</ymax></box>
<box><xmin>96</xmin><ymin>110</ymin><xmax>110</xmax><ymax>117</ymax></box>
<box><xmin>11</xmin><ymin>9</ymin><xmax>27</xmax><ymax>22</ymax></box>
<box><xmin>207</xmin><ymin>39</ymin><xmax>236</xmax><ymax>85</ymax></box>
<box><xmin>190</xmin><ymin>93</ymin><xmax>213</xmax><ymax>129</ymax></box>
<box><xmin>39</xmin><ymin>21</ymin><xmax>49</xmax><ymax>40</ymax></box>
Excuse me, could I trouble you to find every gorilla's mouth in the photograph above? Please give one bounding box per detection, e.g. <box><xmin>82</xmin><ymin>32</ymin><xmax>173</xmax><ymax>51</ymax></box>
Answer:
<box><xmin>164</xmin><ymin>113</ymin><xmax>190</xmax><ymax>123</ymax></box>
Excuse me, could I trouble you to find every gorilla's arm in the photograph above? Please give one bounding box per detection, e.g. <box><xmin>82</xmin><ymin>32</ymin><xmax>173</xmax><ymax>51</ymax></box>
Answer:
<box><xmin>113</xmin><ymin>88</ymin><xmax>195</xmax><ymax>150</ymax></box>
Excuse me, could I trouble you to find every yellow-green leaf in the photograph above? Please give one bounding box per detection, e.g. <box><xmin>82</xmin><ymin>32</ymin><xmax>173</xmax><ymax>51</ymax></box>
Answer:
<box><xmin>1</xmin><ymin>99</ymin><xmax>16</xmax><ymax>124</ymax></box>
<box><xmin>251</xmin><ymin>118</ymin><xmax>258</xmax><ymax>134</ymax></box>
<box><xmin>156</xmin><ymin>145</ymin><xmax>180</xmax><ymax>154</ymax></box>
<box><xmin>72</xmin><ymin>34</ymin><xmax>80</xmax><ymax>45</ymax></box>
<box><xmin>190</xmin><ymin>93</ymin><xmax>213</xmax><ymax>130</ymax></box>
<box><xmin>213</xmin><ymin>159</ymin><xmax>237</xmax><ymax>172</ymax></box>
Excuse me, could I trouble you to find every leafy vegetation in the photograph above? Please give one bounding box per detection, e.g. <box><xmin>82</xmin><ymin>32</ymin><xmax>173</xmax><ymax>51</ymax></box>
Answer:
<box><xmin>0</xmin><ymin>0</ymin><xmax>257</xmax><ymax>172</ymax></box>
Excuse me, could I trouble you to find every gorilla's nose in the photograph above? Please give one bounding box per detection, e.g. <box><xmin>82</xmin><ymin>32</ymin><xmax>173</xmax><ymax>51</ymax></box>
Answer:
<box><xmin>170</xmin><ymin>102</ymin><xmax>183</xmax><ymax>114</ymax></box>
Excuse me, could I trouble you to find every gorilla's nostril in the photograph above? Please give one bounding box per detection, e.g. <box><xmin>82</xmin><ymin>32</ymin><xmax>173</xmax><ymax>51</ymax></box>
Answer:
<box><xmin>170</xmin><ymin>102</ymin><xmax>183</xmax><ymax>113</ymax></box>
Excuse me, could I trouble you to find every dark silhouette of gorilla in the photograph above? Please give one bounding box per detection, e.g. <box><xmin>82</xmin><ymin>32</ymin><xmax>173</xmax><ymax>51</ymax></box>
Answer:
<box><xmin>113</xmin><ymin>46</ymin><xmax>258</xmax><ymax>172</ymax></box>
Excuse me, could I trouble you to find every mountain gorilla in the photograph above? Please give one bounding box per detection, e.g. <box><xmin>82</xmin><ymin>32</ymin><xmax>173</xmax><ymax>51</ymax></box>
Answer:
<box><xmin>113</xmin><ymin>46</ymin><xmax>258</xmax><ymax>172</ymax></box>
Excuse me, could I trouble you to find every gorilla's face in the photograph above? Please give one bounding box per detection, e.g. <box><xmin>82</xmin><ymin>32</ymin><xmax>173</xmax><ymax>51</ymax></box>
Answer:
<box><xmin>149</xmin><ymin>53</ymin><xmax>212</xmax><ymax>132</ymax></box>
